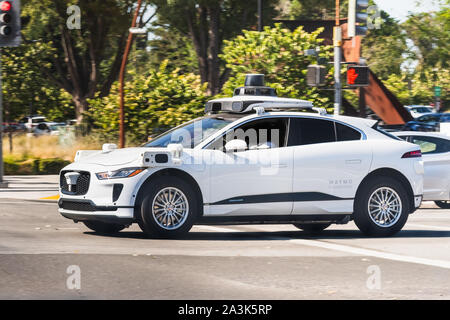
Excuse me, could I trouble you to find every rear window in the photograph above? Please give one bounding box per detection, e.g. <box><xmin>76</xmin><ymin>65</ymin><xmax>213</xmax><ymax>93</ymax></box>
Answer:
<box><xmin>336</xmin><ymin>122</ymin><xmax>361</xmax><ymax>141</ymax></box>
<box><xmin>372</xmin><ymin>124</ymin><xmax>402</xmax><ymax>140</ymax></box>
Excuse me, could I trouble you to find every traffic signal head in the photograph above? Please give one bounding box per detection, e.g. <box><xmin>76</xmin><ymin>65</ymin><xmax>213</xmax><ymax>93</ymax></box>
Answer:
<box><xmin>346</xmin><ymin>65</ymin><xmax>369</xmax><ymax>87</ymax></box>
<box><xmin>0</xmin><ymin>0</ymin><xmax>20</xmax><ymax>47</ymax></box>
<box><xmin>307</xmin><ymin>65</ymin><xmax>327</xmax><ymax>87</ymax></box>
<box><xmin>348</xmin><ymin>0</ymin><xmax>369</xmax><ymax>37</ymax></box>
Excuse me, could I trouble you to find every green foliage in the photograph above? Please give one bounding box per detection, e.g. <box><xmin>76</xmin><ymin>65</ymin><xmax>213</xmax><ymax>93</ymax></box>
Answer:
<box><xmin>2</xmin><ymin>42</ymin><xmax>75</xmax><ymax>121</ymax></box>
<box><xmin>87</xmin><ymin>62</ymin><xmax>209</xmax><ymax>144</ymax></box>
<box><xmin>362</xmin><ymin>8</ymin><xmax>408</xmax><ymax>80</ymax></box>
<box><xmin>3</xmin><ymin>157</ymin><xmax>70</xmax><ymax>175</ymax></box>
<box><xmin>220</xmin><ymin>24</ymin><xmax>334</xmax><ymax>110</ymax></box>
<box><xmin>147</xmin><ymin>26</ymin><xmax>198</xmax><ymax>74</ymax></box>
<box><xmin>280</xmin><ymin>0</ymin><xmax>348</xmax><ymax>20</ymax></box>
<box><xmin>384</xmin><ymin>68</ymin><xmax>450</xmax><ymax>106</ymax></box>
<box><xmin>403</xmin><ymin>4</ymin><xmax>450</xmax><ymax>70</ymax></box>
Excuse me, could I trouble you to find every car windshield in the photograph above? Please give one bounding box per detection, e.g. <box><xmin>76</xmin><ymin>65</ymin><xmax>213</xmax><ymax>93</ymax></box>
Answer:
<box><xmin>144</xmin><ymin>116</ymin><xmax>234</xmax><ymax>148</ymax></box>
<box><xmin>412</xmin><ymin>107</ymin><xmax>432</xmax><ymax>113</ymax></box>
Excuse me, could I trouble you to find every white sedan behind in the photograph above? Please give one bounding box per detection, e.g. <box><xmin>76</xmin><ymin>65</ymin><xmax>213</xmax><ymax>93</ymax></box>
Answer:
<box><xmin>395</xmin><ymin>131</ymin><xmax>450</xmax><ymax>208</ymax></box>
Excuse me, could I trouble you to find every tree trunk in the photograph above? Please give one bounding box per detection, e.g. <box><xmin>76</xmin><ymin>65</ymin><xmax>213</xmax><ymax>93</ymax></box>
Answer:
<box><xmin>72</xmin><ymin>95</ymin><xmax>89</xmax><ymax>123</ymax></box>
<box><xmin>207</xmin><ymin>6</ymin><xmax>221</xmax><ymax>95</ymax></box>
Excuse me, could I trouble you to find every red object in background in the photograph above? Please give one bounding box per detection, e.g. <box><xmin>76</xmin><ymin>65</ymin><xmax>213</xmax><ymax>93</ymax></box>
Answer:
<box><xmin>347</xmin><ymin>68</ymin><xmax>358</xmax><ymax>85</ymax></box>
<box><xmin>0</xmin><ymin>1</ymin><xmax>11</xmax><ymax>11</ymax></box>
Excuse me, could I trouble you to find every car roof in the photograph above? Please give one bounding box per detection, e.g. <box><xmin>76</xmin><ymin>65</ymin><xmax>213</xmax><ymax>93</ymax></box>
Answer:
<box><xmin>393</xmin><ymin>131</ymin><xmax>450</xmax><ymax>140</ymax></box>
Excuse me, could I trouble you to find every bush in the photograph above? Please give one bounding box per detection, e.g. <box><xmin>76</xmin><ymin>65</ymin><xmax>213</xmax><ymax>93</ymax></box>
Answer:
<box><xmin>38</xmin><ymin>158</ymin><xmax>70</xmax><ymax>174</ymax></box>
<box><xmin>3</xmin><ymin>157</ymin><xmax>70</xmax><ymax>175</ymax></box>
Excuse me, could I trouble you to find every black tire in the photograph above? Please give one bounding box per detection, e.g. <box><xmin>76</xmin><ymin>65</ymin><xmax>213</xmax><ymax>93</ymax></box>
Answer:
<box><xmin>293</xmin><ymin>223</ymin><xmax>330</xmax><ymax>234</ymax></box>
<box><xmin>435</xmin><ymin>201</ymin><xmax>450</xmax><ymax>209</ymax></box>
<box><xmin>138</xmin><ymin>176</ymin><xmax>199</xmax><ymax>238</ymax></box>
<box><xmin>82</xmin><ymin>221</ymin><xmax>126</xmax><ymax>234</ymax></box>
<box><xmin>354</xmin><ymin>176</ymin><xmax>410</xmax><ymax>237</ymax></box>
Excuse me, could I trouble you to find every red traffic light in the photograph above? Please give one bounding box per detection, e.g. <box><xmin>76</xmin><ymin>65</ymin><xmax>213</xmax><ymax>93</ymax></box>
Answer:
<box><xmin>0</xmin><ymin>1</ymin><xmax>11</xmax><ymax>11</ymax></box>
<box><xmin>346</xmin><ymin>65</ymin><xmax>369</xmax><ymax>87</ymax></box>
<box><xmin>347</xmin><ymin>68</ymin><xmax>358</xmax><ymax>85</ymax></box>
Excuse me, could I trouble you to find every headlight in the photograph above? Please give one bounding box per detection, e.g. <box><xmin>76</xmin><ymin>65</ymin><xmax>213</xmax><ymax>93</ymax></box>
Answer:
<box><xmin>96</xmin><ymin>168</ymin><xmax>144</xmax><ymax>180</ymax></box>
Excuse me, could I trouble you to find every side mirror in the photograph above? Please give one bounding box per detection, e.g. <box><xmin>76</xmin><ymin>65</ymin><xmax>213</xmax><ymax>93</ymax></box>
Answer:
<box><xmin>224</xmin><ymin>139</ymin><xmax>247</xmax><ymax>152</ymax></box>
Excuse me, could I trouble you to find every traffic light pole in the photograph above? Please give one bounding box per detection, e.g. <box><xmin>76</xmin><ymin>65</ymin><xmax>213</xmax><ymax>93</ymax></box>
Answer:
<box><xmin>0</xmin><ymin>48</ymin><xmax>7</xmax><ymax>188</ymax></box>
<box><xmin>333</xmin><ymin>0</ymin><xmax>342</xmax><ymax>115</ymax></box>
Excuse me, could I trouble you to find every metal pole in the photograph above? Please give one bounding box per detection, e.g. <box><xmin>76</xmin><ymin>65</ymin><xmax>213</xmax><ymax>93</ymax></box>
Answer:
<box><xmin>0</xmin><ymin>48</ymin><xmax>7</xmax><ymax>188</ymax></box>
<box><xmin>119</xmin><ymin>0</ymin><xmax>142</xmax><ymax>148</ymax></box>
<box><xmin>257</xmin><ymin>0</ymin><xmax>263</xmax><ymax>32</ymax></box>
<box><xmin>333</xmin><ymin>0</ymin><xmax>342</xmax><ymax>116</ymax></box>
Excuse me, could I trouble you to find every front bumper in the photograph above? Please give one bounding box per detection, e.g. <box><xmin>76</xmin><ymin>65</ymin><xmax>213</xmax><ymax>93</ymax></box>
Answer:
<box><xmin>58</xmin><ymin>198</ymin><xmax>136</xmax><ymax>224</ymax></box>
<box><xmin>58</xmin><ymin>163</ymin><xmax>151</xmax><ymax>221</ymax></box>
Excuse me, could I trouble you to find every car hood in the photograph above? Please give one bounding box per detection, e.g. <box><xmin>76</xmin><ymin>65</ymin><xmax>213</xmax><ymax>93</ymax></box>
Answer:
<box><xmin>75</xmin><ymin>146</ymin><xmax>194</xmax><ymax>167</ymax></box>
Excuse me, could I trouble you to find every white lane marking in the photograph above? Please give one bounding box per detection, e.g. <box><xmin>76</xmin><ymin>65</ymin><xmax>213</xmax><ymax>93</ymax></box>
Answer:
<box><xmin>198</xmin><ymin>225</ymin><xmax>450</xmax><ymax>270</ymax></box>
<box><xmin>195</xmin><ymin>225</ymin><xmax>244</xmax><ymax>233</ymax></box>
<box><xmin>407</xmin><ymin>223</ymin><xmax>450</xmax><ymax>231</ymax></box>
<box><xmin>287</xmin><ymin>239</ymin><xmax>450</xmax><ymax>269</ymax></box>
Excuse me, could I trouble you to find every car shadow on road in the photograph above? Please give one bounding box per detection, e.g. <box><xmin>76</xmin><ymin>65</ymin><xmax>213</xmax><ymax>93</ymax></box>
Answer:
<box><xmin>84</xmin><ymin>229</ymin><xmax>450</xmax><ymax>241</ymax></box>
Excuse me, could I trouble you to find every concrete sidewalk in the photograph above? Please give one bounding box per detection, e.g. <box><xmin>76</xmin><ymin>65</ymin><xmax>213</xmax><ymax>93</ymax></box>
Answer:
<box><xmin>0</xmin><ymin>175</ymin><xmax>59</xmax><ymax>201</ymax></box>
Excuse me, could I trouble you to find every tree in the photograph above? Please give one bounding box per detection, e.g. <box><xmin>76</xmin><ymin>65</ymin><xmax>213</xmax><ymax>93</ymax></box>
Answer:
<box><xmin>87</xmin><ymin>62</ymin><xmax>209</xmax><ymax>144</ymax></box>
<box><xmin>220</xmin><ymin>24</ymin><xmax>334</xmax><ymax>110</ymax></box>
<box><xmin>20</xmin><ymin>0</ymin><xmax>154</xmax><ymax>122</ymax></box>
<box><xmin>2</xmin><ymin>42</ymin><xmax>74</xmax><ymax>122</ymax></box>
<box><xmin>279</xmin><ymin>0</ymin><xmax>348</xmax><ymax>20</ymax></box>
<box><xmin>361</xmin><ymin>9</ymin><xmax>407</xmax><ymax>80</ymax></box>
<box><xmin>148</xmin><ymin>0</ymin><xmax>279</xmax><ymax>95</ymax></box>
<box><xmin>403</xmin><ymin>3</ymin><xmax>450</xmax><ymax>71</ymax></box>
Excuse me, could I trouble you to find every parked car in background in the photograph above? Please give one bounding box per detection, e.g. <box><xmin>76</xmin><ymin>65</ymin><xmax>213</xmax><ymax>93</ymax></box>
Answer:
<box><xmin>18</xmin><ymin>115</ymin><xmax>47</xmax><ymax>131</ymax></box>
<box><xmin>394</xmin><ymin>131</ymin><xmax>450</xmax><ymax>209</ymax></box>
<box><xmin>2</xmin><ymin>122</ymin><xmax>26</xmax><ymax>133</ymax></box>
<box><xmin>33</xmin><ymin>122</ymin><xmax>66</xmax><ymax>136</ymax></box>
<box><xmin>405</xmin><ymin>105</ymin><xmax>434</xmax><ymax>118</ymax></box>
<box><xmin>403</xmin><ymin>113</ymin><xmax>450</xmax><ymax>132</ymax></box>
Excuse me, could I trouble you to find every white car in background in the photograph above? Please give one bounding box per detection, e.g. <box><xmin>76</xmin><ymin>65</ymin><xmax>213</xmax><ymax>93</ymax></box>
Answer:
<box><xmin>33</xmin><ymin>122</ymin><xmax>66</xmax><ymax>136</ymax></box>
<box><xmin>394</xmin><ymin>131</ymin><xmax>450</xmax><ymax>209</ymax></box>
<box><xmin>405</xmin><ymin>105</ymin><xmax>434</xmax><ymax>119</ymax></box>
<box><xmin>18</xmin><ymin>115</ymin><xmax>47</xmax><ymax>131</ymax></box>
<box><xmin>58</xmin><ymin>75</ymin><xmax>424</xmax><ymax>238</ymax></box>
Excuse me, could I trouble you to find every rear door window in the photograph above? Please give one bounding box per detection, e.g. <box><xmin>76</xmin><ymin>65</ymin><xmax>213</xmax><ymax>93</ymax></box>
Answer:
<box><xmin>336</xmin><ymin>122</ymin><xmax>361</xmax><ymax>141</ymax></box>
<box><xmin>412</xmin><ymin>136</ymin><xmax>450</xmax><ymax>154</ymax></box>
<box><xmin>288</xmin><ymin>118</ymin><xmax>336</xmax><ymax>146</ymax></box>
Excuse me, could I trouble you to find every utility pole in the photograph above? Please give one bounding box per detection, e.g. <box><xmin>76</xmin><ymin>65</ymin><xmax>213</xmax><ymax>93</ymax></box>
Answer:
<box><xmin>119</xmin><ymin>0</ymin><xmax>142</xmax><ymax>148</ymax></box>
<box><xmin>0</xmin><ymin>49</ymin><xmax>6</xmax><ymax>188</ymax></box>
<box><xmin>333</xmin><ymin>0</ymin><xmax>342</xmax><ymax>115</ymax></box>
<box><xmin>257</xmin><ymin>0</ymin><xmax>263</xmax><ymax>32</ymax></box>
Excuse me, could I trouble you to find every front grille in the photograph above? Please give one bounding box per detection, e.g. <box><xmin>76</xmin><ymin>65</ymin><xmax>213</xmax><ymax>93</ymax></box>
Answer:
<box><xmin>59</xmin><ymin>200</ymin><xmax>96</xmax><ymax>212</ymax></box>
<box><xmin>58</xmin><ymin>199</ymin><xmax>118</xmax><ymax>212</ymax></box>
<box><xmin>60</xmin><ymin>171</ymin><xmax>90</xmax><ymax>195</ymax></box>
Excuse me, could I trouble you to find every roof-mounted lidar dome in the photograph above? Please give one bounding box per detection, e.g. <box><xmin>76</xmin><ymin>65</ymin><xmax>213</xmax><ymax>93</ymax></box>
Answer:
<box><xmin>233</xmin><ymin>74</ymin><xmax>277</xmax><ymax>97</ymax></box>
<box><xmin>205</xmin><ymin>74</ymin><xmax>314</xmax><ymax>114</ymax></box>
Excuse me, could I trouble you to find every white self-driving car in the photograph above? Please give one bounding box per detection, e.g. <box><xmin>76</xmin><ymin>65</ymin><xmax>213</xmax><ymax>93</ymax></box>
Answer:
<box><xmin>394</xmin><ymin>131</ymin><xmax>450</xmax><ymax>209</ymax></box>
<box><xmin>58</xmin><ymin>75</ymin><xmax>424</xmax><ymax>237</ymax></box>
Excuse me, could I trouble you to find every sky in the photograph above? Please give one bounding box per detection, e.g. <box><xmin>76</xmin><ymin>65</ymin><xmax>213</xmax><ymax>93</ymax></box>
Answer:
<box><xmin>374</xmin><ymin>0</ymin><xmax>444</xmax><ymax>21</ymax></box>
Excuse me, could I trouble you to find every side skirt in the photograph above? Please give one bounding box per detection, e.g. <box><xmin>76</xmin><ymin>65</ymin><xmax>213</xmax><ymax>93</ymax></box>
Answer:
<box><xmin>196</xmin><ymin>214</ymin><xmax>352</xmax><ymax>225</ymax></box>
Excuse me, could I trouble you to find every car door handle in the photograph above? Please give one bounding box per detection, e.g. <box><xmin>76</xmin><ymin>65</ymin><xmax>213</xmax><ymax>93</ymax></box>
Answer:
<box><xmin>345</xmin><ymin>159</ymin><xmax>361</xmax><ymax>164</ymax></box>
<box><xmin>272</xmin><ymin>164</ymin><xmax>288</xmax><ymax>168</ymax></box>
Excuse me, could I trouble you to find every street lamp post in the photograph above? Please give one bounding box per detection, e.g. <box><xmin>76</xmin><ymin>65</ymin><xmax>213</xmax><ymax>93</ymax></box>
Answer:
<box><xmin>119</xmin><ymin>0</ymin><xmax>143</xmax><ymax>148</ymax></box>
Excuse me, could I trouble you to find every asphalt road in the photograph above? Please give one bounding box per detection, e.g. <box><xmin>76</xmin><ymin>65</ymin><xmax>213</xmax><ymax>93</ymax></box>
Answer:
<box><xmin>0</xmin><ymin>199</ymin><xmax>449</xmax><ymax>300</ymax></box>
